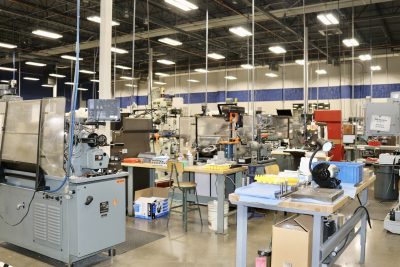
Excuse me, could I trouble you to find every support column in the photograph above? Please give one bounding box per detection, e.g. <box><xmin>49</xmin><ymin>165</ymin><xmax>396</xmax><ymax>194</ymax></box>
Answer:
<box><xmin>99</xmin><ymin>0</ymin><xmax>113</xmax><ymax>99</ymax></box>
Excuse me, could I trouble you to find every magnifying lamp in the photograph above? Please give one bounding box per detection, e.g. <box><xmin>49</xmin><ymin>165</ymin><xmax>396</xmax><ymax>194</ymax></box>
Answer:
<box><xmin>309</xmin><ymin>138</ymin><xmax>334</xmax><ymax>173</ymax></box>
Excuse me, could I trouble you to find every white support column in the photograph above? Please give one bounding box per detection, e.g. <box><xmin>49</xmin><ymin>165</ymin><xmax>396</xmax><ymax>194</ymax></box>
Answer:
<box><xmin>53</xmin><ymin>80</ymin><xmax>57</xmax><ymax>98</ymax></box>
<box><xmin>99</xmin><ymin>0</ymin><xmax>113</xmax><ymax>100</ymax></box>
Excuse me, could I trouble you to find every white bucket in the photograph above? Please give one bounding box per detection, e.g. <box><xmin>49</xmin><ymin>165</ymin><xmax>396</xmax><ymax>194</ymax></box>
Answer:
<box><xmin>208</xmin><ymin>200</ymin><xmax>229</xmax><ymax>232</ymax></box>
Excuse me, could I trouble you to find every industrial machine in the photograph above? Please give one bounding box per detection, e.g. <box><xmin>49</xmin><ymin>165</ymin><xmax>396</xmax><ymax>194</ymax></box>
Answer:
<box><xmin>0</xmin><ymin>98</ymin><xmax>127</xmax><ymax>265</ymax></box>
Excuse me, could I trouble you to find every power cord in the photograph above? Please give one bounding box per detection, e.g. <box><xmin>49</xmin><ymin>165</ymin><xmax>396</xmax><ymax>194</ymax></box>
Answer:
<box><xmin>0</xmin><ymin>190</ymin><xmax>37</xmax><ymax>227</ymax></box>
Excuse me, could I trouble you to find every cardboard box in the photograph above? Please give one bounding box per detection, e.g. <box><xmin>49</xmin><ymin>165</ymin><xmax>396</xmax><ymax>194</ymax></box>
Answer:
<box><xmin>134</xmin><ymin>187</ymin><xmax>169</xmax><ymax>220</ymax></box>
<box><xmin>272</xmin><ymin>215</ymin><xmax>313</xmax><ymax>267</ymax></box>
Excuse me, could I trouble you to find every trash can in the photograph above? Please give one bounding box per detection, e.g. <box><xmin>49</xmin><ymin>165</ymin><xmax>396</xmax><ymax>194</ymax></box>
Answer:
<box><xmin>373</xmin><ymin>164</ymin><xmax>400</xmax><ymax>200</ymax></box>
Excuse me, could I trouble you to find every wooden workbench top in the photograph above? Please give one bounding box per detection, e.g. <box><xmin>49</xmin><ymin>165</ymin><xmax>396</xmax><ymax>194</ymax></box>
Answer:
<box><xmin>122</xmin><ymin>162</ymin><xmax>246</xmax><ymax>175</ymax></box>
<box><xmin>229</xmin><ymin>175</ymin><xmax>376</xmax><ymax>214</ymax></box>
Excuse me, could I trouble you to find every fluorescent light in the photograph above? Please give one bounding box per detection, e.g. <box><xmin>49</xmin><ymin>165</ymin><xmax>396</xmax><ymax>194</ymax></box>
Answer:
<box><xmin>115</xmin><ymin>65</ymin><xmax>131</xmax><ymax>70</ymax></box>
<box><xmin>154</xmin><ymin>81</ymin><xmax>166</xmax><ymax>85</ymax></box>
<box><xmin>0</xmin><ymin>67</ymin><xmax>17</xmax><ymax>72</ymax></box>
<box><xmin>295</xmin><ymin>59</ymin><xmax>305</xmax><ymax>65</ymax></box>
<box><xmin>315</xmin><ymin>69</ymin><xmax>327</xmax><ymax>75</ymax></box>
<box><xmin>164</xmin><ymin>0</ymin><xmax>198</xmax><ymax>11</ymax></box>
<box><xmin>0</xmin><ymin>42</ymin><xmax>17</xmax><ymax>49</ymax></box>
<box><xmin>158</xmin><ymin>37</ymin><xmax>182</xmax><ymax>46</ymax></box>
<box><xmin>359</xmin><ymin>54</ymin><xmax>372</xmax><ymax>61</ymax></box>
<box><xmin>26</xmin><ymin>61</ymin><xmax>46</xmax><ymax>67</ymax></box>
<box><xmin>120</xmin><ymin>76</ymin><xmax>137</xmax><ymax>80</ymax></box>
<box><xmin>91</xmin><ymin>79</ymin><xmax>100</xmax><ymax>83</ymax></box>
<box><xmin>269</xmin><ymin>46</ymin><xmax>286</xmax><ymax>54</ymax></box>
<box><xmin>343</xmin><ymin>38</ymin><xmax>359</xmax><ymax>47</ymax></box>
<box><xmin>23</xmin><ymin>77</ymin><xmax>40</xmax><ymax>81</ymax></box>
<box><xmin>32</xmin><ymin>30</ymin><xmax>62</xmax><ymax>39</ymax></box>
<box><xmin>157</xmin><ymin>59</ymin><xmax>175</xmax><ymax>65</ymax></box>
<box><xmin>79</xmin><ymin>70</ymin><xmax>96</xmax><ymax>74</ymax></box>
<box><xmin>155</xmin><ymin>72</ymin><xmax>170</xmax><ymax>77</ymax></box>
<box><xmin>224</xmin><ymin>76</ymin><xmax>237</xmax><ymax>80</ymax></box>
<box><xmin>317</xmin><ymin>13</ymin><xmax>339</xmax><ymax>25</ymax></box>
<box><xmin>61</xmin><ymin>55</ymin><xmax>83</xmax><ymax>61</ymax></box>
<box><xmin>78</xmin><ymin>88</ymin><xmax>88</xmax><ymax>91</ymax></box>
<box><xmin>0</xmin><ymin>80</ymin><xmax>8</xmax><ymax>83</ymax></box>
<box><xmin>125</xmin><ymin>84</ymin><xmax>137</xmax><ymax>87</ymax></box>
<box><xmin>65</xmin><ymin>82</ymin><xmax>74</xmax><ymax>85</ymax></box>
<box><xmin>187</xmin><ymin>79</ymin><xmax>199</xmax><ymax>83</ymax></box>
<box><xmin>371</xmin><ymin>65</ymin><xmax>381</xmax><ymax>71</ymax></box>
<box><xmin>87</xmin><ymin>16</ymin><xmax>120</xmax><ymax>26</ymax></box>
<box><xmin>42</xmin><ymin>84</ymin><xmax>54</xmax><ymax>88</ymax></box>
<box><xmin>241</xmin><ymin>64</ymin><xmax>254</xmax><ymax>69</ymax></box>
<box><xmin>195</xmin><ymin>68</ymin><xmax>208</xmax><ymax>73</ymax></box>
<box><xmin>111</xmin><ymin>47</ymin><xmax>129</xmax><ymax>54</ymax></box>
<box><xmin>49</xmin><ymin>73</ymin><xmax>66</xmax><ymax>78</ymax></box>
<box><xmin>229</xmin><ymin>26</ymin><xmax>252</xmax><ymax>37</ymax></box>
<box><xmin>265</xmin><ymin>72</ymin><xmax>278</xmax><ymax>78</ymax></box>
<box><xmin>208</xmin><ymin>53</ymin><xmax>225</xmax><ymax>60</ymax></box>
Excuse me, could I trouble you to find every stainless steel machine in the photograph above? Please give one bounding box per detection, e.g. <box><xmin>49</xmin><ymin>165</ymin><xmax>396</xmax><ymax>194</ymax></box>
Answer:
<box><xmin>0</xmin><ymin>97</ymin><xmax>126</xmax><ymax>265</ymax></box>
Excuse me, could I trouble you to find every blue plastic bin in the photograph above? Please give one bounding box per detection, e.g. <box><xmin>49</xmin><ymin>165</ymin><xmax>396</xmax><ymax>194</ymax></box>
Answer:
<box><xmin>312</xmin><ymin>161</ymin><xmax>364</xmax><ymax>185</ymax></box>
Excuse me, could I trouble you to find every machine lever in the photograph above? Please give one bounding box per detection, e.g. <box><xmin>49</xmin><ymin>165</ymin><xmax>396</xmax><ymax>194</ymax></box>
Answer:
<box><xmin>85</xmin><ymin>196</ymin><xmax>94</xmax><ymax>206</ymax></box>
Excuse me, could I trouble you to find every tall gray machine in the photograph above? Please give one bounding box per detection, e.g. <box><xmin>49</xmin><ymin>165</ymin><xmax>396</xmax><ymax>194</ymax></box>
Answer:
<box><xmin>0</xmin><ymin>97</ymin><xmax>127</xmax><ymax>265</ymax></box>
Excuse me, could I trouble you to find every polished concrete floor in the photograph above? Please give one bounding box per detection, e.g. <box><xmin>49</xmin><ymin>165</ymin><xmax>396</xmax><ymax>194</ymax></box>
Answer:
<box><xmin>1</xmin><ymin>200</ymin><xmax>400</xmax><ymax>267</ymax></box>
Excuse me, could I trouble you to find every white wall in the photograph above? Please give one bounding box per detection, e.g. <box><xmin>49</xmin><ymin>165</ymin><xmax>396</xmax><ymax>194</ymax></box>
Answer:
<box><xmin>114</xmin><ymin>55</ymin><xmax>400</xmax><ymax>120</ymax></box>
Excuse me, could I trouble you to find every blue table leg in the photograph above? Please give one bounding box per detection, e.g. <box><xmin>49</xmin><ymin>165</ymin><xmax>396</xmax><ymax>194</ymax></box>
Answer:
<box><xmin>312</xmin><ymin>214</ymin><xmax>323</xmax><ymax>267</ymax></box>
<box><xmin>360</xmin><ymin>188</ymin><xmax>368</xmax><ymax>264</ymax></box>
<box><xmin>236</xmin><ymin>204</ymin><xmax>248</xmax><ymax>267</ymax></box>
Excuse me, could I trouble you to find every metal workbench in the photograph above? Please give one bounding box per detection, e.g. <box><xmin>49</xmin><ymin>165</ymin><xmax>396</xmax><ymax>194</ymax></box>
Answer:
<box><xmin>230</xmin><ymin>176</ymin><xmax>375</xmax><ymax>267</ymax></box>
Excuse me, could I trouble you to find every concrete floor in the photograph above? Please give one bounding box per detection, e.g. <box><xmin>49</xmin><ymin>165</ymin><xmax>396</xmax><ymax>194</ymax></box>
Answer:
<box><xmin>1</xmin><ymin>201</ymin><xmax>400</xmax><ymax>267</ymax></box>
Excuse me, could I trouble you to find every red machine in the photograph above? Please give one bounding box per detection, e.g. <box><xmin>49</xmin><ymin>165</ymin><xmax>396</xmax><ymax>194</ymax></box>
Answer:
<box><xmin>314</xmin><ymin>110</ymin><xmax>344</xmax><ymax>161</ymax></box>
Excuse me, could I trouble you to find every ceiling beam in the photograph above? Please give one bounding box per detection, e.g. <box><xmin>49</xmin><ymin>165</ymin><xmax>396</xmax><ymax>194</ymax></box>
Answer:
<box><xmin>0</xmin><ymin>0</ymin><xmax>394</xmax><ymax>64</ymax></box>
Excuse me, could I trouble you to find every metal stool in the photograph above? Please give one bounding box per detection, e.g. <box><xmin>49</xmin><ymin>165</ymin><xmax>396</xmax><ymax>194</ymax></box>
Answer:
<box><xmin>166</xmin><ymin>161</ymin><xmax>203</xmax><ymax>232</ymax></box>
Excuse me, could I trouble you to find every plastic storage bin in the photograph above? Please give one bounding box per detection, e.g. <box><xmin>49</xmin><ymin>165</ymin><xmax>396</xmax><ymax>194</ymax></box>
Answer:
<box><xmin>312</xmin><ymin>161</ymin><xmax>364</xmax><ymax>185</ymax></box>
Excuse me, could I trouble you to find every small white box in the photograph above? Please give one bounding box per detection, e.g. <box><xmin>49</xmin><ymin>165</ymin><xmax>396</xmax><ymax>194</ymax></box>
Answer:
<box><xmin>134</xmin><ymin>187</ymin><xmax>169</xmax><ymax>220</ymax></box>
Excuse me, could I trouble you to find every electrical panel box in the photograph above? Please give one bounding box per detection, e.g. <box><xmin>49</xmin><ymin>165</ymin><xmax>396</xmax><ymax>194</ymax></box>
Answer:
<box><xmin>365</xmin><ymin>102</ymin><xmax>400</xmax><ymax>136</ymax></box>
<box><xmin>87</xmin><ymin>99</ymin><xmax>120</xmax><ymax>122</ymax></box>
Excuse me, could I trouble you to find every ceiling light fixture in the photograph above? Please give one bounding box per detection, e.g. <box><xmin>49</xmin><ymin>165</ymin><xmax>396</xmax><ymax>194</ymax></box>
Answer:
<box><xmin>87</xmin><ymin>16</ymin><xmax>120</xmax><ymax>26</ymax></box>
<box><xmin>65</xmin><ymin>82</ymin><xmax>74</xmax><ymax>85</ymax></box>
<box><xmin>195</xmin><ymin>68</ymin><xmax>208</xmax><ymax>73</ymax></box>
<box><xmin>224</xmin><ymin>76</ymin><xmax>237</xmax><ymax>80</ymax></box>
<box><xmin>229</xmin><ymin>26</ymin><xmax>252</xmax><ymax>37</ymax></box>
<box><xmin>158</xmin><ymin>37</ymin><xmax>182</xmax><ymax>46</ymax></box>
<box><xmin>295</xmin><ymin>59</ymin><xmax>305</xmax><ymax>65</ymax></box>
<box><xmin>315</xmin><ymin>69</ymin><xmax>327</xmax><ymax>75</ymax></box>
<box><xmin>0</xmin><ymin>42</ymin><xmax>17</xmax><ymax>49</ymax></box>
<box><xmin>265</xmin><ymin>72</ymin><xmax>278</xmax><ymax>78</ymax></box>
<box><xmin>23</xmin><ymin>77</ymin><xmax>40</xmax><ymax>81</ymax></box>
<box><xmin>154</xmin><ymin>81</ymin><xmax>167</xmax><ymax>85</ymax></box>
<box><xmin>164</xmin><ymin>0</ymin><xmax>198</xmax><ymax>11</ymax></box>
<box><xmin>91</xmin><ymin>79</ymin><xmax>100</xmax><ymax>83</ymax></box>
<box><xmin>155</xmin><ymin>72</ymin><xmax>170</xmax><ymax>77</ymax></box>
<box><xmin>61</xmin><ymin>55</ymin><xmax>83</xmax><ymax>61</ymax></box>
<box><xmin>120</xmin><ymin>76</ymin><xmax>138</xmax><ymax>80</ymax></box>
<box><xmin>208</xmin><ymin>53</ymin><xmax>225</xmax><ymax>60</ymax></box>
<box><xmin>26</xmin><ymin>61</ymin><xmax>46</xmax><ymax>67</ymax></box>
<box><xmin>125</xmin><ymin>84</ymin><xmax>138</xmax><ymax>87</ymax></box>
<box><xmin>317</xmin><ymin>13</ymin><xmax>339</xmax><ymax>25</ymax></box>
<box><xmin>0</xmin><ymin>67</ymin><xmax>17</xmax><ymax>72</ymax></box>
<box><xmin>269</xmin><ymin>46</ymin><xmax>287</xmax><ymax>54</ymax></box>
<box><xmin>241</xmin><ymin>64</ymin><xmax>254</xmax><ymax>69</ymax></box>
<box><xmin>343</xmin><ymin>38</ymin><xmax>359</xmax><ymax>47</ymax></box>
<box><xmin>187</xmin><ymin>79</ymin><xmax>199</xmax><ymax>83</ymax></box>
<box><xmin>157</xmin><ymin>59</ymin><xmax>175</xmax><ymax>65</ymax></box>
<box><xmin>42</xmin><ymin>84</ymin><xmax>54</xmax><ymax>88</ymax></box>
<box><xmin>79</xmin><ymin>70</ymin><xmax>96</xmax><ymax>74</ymax></box>
<box><xmin>49</xmin><ymin>73</ymin><xmax>66</xmax><ymax>78</ymax></box>
<box><xmin>359</xmin><ymin>54</ymin><xmax>372</xmax><ymax>61</ymax></box>
<box><xmin>111</xmin><ymin>47</ymin><xmax>129</xmax><ymax>54</ymax></box>
<box><xmin>32</xmin><ymin>29</ymin><xmax>63</xmax><ymax>39</ymax></box>
<box><xmin>115</xmin><ymin>65</ymin><xmax>132</xmax><ymax>70</ymax></box>
<box><xmin>371</xmin><ymin>65</ymin><xmax>381</xmax><ymax>71</ymax></box>
<box><xmin>0</xmin><ymin>80</ymin><xmax>8</xmax><ymax>83</ymax></box>
<box><xmin>78</xmin><ymin>88</ymin><xmax>88</xmax><ymax>91</ymax></box>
